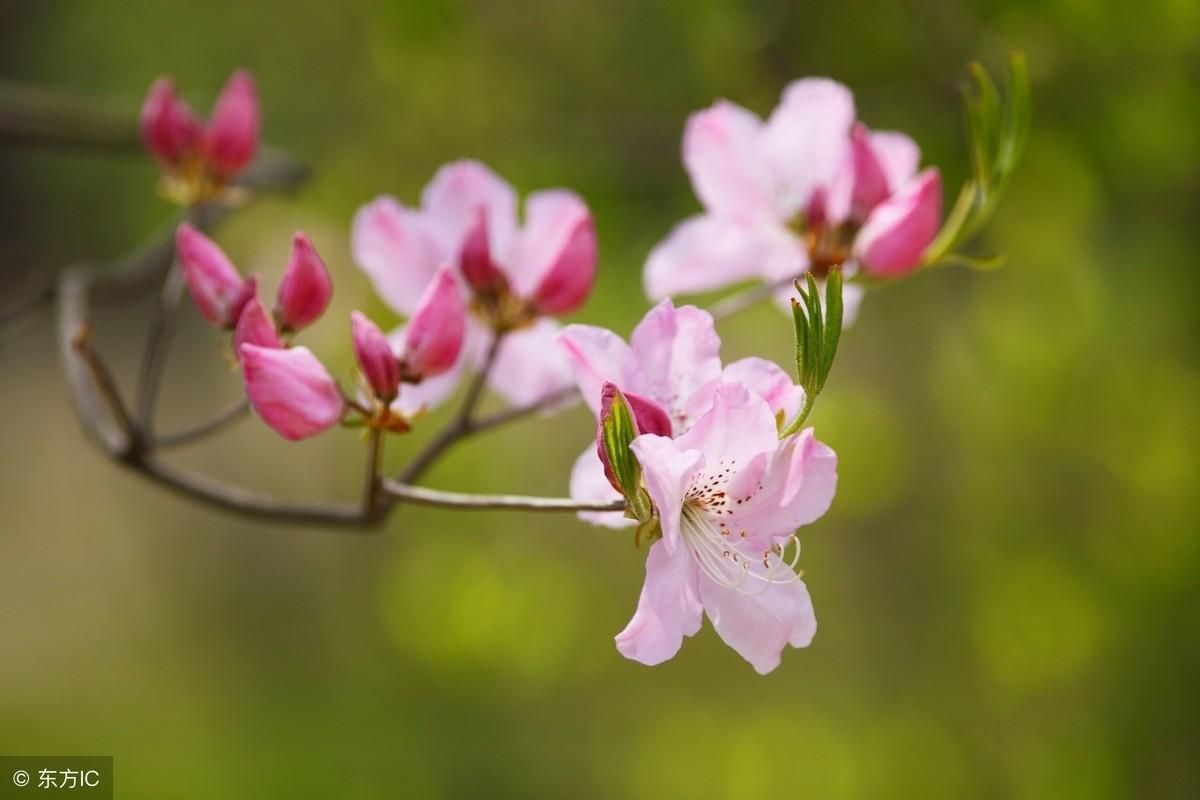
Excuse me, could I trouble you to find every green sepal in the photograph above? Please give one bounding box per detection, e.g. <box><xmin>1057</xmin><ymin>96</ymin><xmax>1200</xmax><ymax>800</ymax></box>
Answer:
<box><xmin>599</xmin><ymin>385</ymin><xmax>652</xmax><ymax>523</ymax></box>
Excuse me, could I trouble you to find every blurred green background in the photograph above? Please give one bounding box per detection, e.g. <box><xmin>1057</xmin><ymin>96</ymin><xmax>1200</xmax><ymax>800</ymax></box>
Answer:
<box><xmin>2</xmin><ymin>1</ymin><xmax>1198</xmax><ymax>797</ymax></box>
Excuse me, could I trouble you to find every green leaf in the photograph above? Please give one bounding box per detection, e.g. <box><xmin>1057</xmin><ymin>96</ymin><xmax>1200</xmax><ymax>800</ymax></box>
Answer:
<box><xmin>820</xmin><ymin>266</ymin><xmax>843</xmax><ymax>388</ymax></box>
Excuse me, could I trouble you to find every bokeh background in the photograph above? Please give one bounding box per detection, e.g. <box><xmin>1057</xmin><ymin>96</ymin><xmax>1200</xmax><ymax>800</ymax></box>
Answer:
<box><xmin>2</xmin><ymin>1</ymin><xmax>1198</xmax><ymax>797</ymax></box>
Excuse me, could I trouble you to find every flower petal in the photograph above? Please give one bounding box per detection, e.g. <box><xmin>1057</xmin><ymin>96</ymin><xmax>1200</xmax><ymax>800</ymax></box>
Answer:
<box><xmin>487</xmin><ymin>318</ymin><xmax>575</xmax><ymax>407</ymax></box>
<box><xmin>869</xmin><ymin>130</ymin><xmax>920</xmax><ymax>194</ymax></box>
<box><xmin>682</xmin><ymin>100</ymin><xmax>773</xmax><ymax>219</ymax></box>
<box><xmin>420</xmin><ymin>159</ymin><xmax>518</xmax><ymax>258</ymax></box>
<box><xmin>140</xmin><ymin>77</ymin><xmax>201</xmax><ymax>166</ymax></box>
<box><xmin>506</xmin><ymin>189</ymin><xmax>593</xmax><ymax>299</ymax></box>
<box><xmin>176</xmin><ymin>223</ymin><xmax>250</xmax><ymax>327</ymax></box>
<box><xmin>274</xmin><ymin>231</ymin><xmax>333</xmax><ymax>332</ymax></box>
<box><xmin>202</xmin><ymin>69</ymin><xmax>259</xmax><ymax>179</ymax></box>
<box><xmin>699</xmin><ymin>573</ymin><xmax>817</xmax><ymax>674</ymax></box>
<box><xmin>615</xmin><ymin>539</ymin><xmax>704</xmax><ymax>666</ymax></box>
<box><xmin>628</xmin><ymin>299</ymin><xmax>723</xmax><ymax>427</ymax></box>
<box><xmin>557</xmin><ymin>324</ymin><xmax>634</xmax><ymax>416</ymax></box>
<box><xmin>727</xmin><ymin>428</ymin><xmax>838</xmax><ymax>545</ymax></box>
<box><xmin>687</xmin><ymin>357</ymin><xmax>805</xmax><ymax>423</ymax></box>
<box><xmin>674</xmin><ymin>382</ymin><xmax>780</xmax><ymax>473</ymax></box>
<box><xmin>629</xmin><ymin>433</ymin><xmax>703</xmax><ymax>554</ymax></box>
<box><xmin>763</xmin><ymin>78</ymin><xmax>856</xmax><ymax>218</ymax></box>
<box><xmin>854</xmin><ymin>168</ymin><xmax>942</xmax><ymax>277</ymax></box>
<box><xmin>233</xmin><ymin>295</ymin><xmax>281</xmax><ymax>353</ymax></box>
<box><xmin>569</xmin><ymin>445</ymin><xmax>634</xmax><ymax>529</ymax></box>
<box><xmin>402</xmin><ymin>266</ymin><xmax>466</xmax><ymax>380</ymax></box>
<box><xmin>351</xmin><ymin>196</ymin><xmax>444</xmax><ymax>315</ymax></box>
<box><xmin>239</xmin><ymin>344</ymin><xmax>344</xmax><ymax>440</ymax></box>
<box><xmin>352</xmin><ymin>311</ymin><xmax>400</xmax><ymax>401</ymax></box>
<box><xmin>644</xmin><ymin>214</ymin><xmax>807</xmax><ymax>302</ymax></box>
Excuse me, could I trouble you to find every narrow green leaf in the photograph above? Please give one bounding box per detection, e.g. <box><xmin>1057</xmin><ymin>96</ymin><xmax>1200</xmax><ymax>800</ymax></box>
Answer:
<box><xmin>820</xmin><ymin>266</ymin><xmax>843</xmax><ymax>388</ymax></box>
<box><xmin>792</xmin><ymin>296</ymin><xmax>809</xmax><ymax>387</ymax></box>
<box><xmin>803</xmin><ymin>272</ymin><xmax>823</xmax><ymax>390</ymax></box>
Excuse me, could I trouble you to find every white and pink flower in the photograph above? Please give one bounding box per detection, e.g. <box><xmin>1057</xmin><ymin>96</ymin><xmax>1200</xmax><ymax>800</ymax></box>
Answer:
<box><xmin>351</xmin><ymin>160</ymin><xmax>597</xmax><ymax>412</ymax></box>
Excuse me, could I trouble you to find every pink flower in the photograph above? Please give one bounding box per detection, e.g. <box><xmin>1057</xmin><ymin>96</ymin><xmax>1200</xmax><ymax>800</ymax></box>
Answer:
<box><xmin>274</xmin><ymin>231</ymin><xmax>333</xmax><ymax>332</ymax></box>
<box><xmin>175</xmin><ymin>223</ymin><xmax>255</xmax><ymax>328</ymax></box>
<box><xmin>239</xmin><ymin>344</ymin><xmax>344</xmax><ymax>440</ymax></box>
<box><xmin>559</xmin><ymin>299</ymin><xmax>804</xmax><ymax>527</ymax></box>
<box><xmin>399</xmin><ymin>266</ymin><xmax>466</xmax><ymax>381</ymax></box>
<box><xmin>202</xmin><ymin>70</ymin><xmax>259</xmax><ymax>180</ymax></box>
<box><xmin>351</xmin><ymin>312</ymin><xmax>400</xmax><ymax>402</ymax></box>
<box><xmin>351</xmin><ymin>160</ymin><xmax>595</xmax><ymax>410</ymax></box>
<box><xmin>618</xmin><ymin>383</ymin><xmax>837</xmax><ymax>673</ymax></box>
<box><xmin>140</xmin><ymin>69</ymin><xmax>260</xmax><ymax>190</ymax></box>
<box><xmin>644</xmin><ymin>79</ymin><xmax>943</xmax><ymax>315</ymax></box>
<box><xmin>233</xmin><ymin>295</ymin><xmax>281</xmax><ymax>352</ymax></box>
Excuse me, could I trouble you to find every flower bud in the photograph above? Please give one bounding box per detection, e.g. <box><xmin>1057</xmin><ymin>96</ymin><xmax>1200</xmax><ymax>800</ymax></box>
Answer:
<box><xmin>140</xmin><ymin>77</ymin><xmax>201</xmax><ymax>166</ymax></box>
<box><xmin>458</xmin><ymin>209</ymin><xmax>505</xmax><ymax>293</ymax></box>
<box><xmin>239</xmin><ymin>344</ymin><xmax>344</xmax><ymax>440</ymax></box>
<box><xmin>855</xmin><ymin>168</ymin><xmax>942</xmax><ymax>277</ymax></box>
<box><xmin>176</xmin><ymin>223</ymin><xmax>255</xmax><ymax>327</ymax></box>
<box><xmin>274</xmin><ymin>231</ymin><xmax>333</xmax><ymax>332</ymax></box>
<box><xmin>233</xmin><ymin>295</ymin><xmax>281</xmax><ymax>353</ymax></box>
<box><xmin>351</xmin><ymin>311</ymin><xmax>400</xmax><ymax>401</ymax></box>
<box><xmin>531</xmin><ymin>213</ymin><xmax>597</xmax><ymax>316</ymax></box>
<box><xmin>401</xmin><ymin>266</ymin><xmax>465</xmax><ymax>380</ymax></box>
<box><xmin>596</xmin><ymin>382</ymin><xmax>672</xmax><ymax>494</ymax></box>
<box><xmin>202</xmin><ymin>69</ymin><xmax>259</xmax><ymax>179</ymax></box>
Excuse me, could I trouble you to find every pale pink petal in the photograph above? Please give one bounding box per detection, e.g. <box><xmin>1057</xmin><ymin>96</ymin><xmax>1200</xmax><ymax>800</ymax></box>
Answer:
<box><xmin>726</xmin><ymin>428</ymin><xmax>838</xmax><ymax>545</ymax></box>
<box><xmin>682</xmin><ymin>100</ymin><xmax>774</xmax><ymax>219</ymax></box>
<box><xmin>239</xmin><ymin>344</ymin><xmax>344</xmax><ymax>440</ymax></box>
<box><xmin>698</xmin><ymin>574</ymin><xmax>816</xmax><ymax>674</ymax></box>
<box><xmin>233</xmin><ymin>295</ymin><xmax>281</xmax><ymax>352</ymax></box>
<box><xmin>628</xmin><ymin>300</ymin><xmax>723</xmax><ymax>427</ymax></box>
<box><xmin>274</xmin><ymin>231</ymin><xmax>333</xmax><ymax>332</ymax></box>
<box><xmin>556</xmin><ymin>324</ymin><xmax>634</xmax><ymax>416</ymax></box>
<box><xmin>402</xmin><ymin>266</ymin><xmax>466</xmax><ymax>380</ymax></box>
<box><xmin>628</xmin><ymin>433</ymin><xmax>703</xmax><ymax>554</ymax></box>
<box><xmin>763</xmin><ymin>78</ymin><xmax>856</xmax><ymax>218</ymax></box>
<box><xmin>673</xmin><ymin>382</ymin><xmax>779</xmax><ymax>473</ymax></box>
<box><xmin>643</xmin><ymin>214</ymin><xmax>800</xmax><ymax>301</ymax></box>
<box><xmin>505</xmin><ymin>190</ymin><xmax>592</xmax><ymax>298</ymax></box>
<box><xmin>615</xmin><ymin>539</ymin><xmax>704</xmax><ymax>667</ymax></box>
<box><xmin>487</xmin><ymin>318</ymin><xmax>575</xmax><ymax>407</ymax></box>
<box><xmin>569</xmin><ymin>446</ymin><xmax>633</xmax><ymax>529</ymax></box>
<box><xmin>854</xmin><ymin>168</ymin><xmax>942</xmax><ymax>277</ymax></box>
<box><xmin>869</xmin><ymin>130</ymin><xmax>920</xmax><ymax>193</ymax></box>
<box><xmin>352</xmin><ymin>311</ymin><xmax>400</xmax><ymax>401</ymax></box>
<box><xmin>420</xmin><ymin>160</ymin><xmax>518</xmax><ymax>258</ymax></box>
<box><xmin>351</xmin><ymin>196</ymin><xmax>444</xmax><ymax>315</ymax></box>
<box><xmin>202</xmin><ymin>69</ymin><xmax>259</xmax><ymax>179</ymax></box>
<box><xmin>686</xmin><ymin>357</ymin><xmax>804</xmax><ymax>424</ymax></box>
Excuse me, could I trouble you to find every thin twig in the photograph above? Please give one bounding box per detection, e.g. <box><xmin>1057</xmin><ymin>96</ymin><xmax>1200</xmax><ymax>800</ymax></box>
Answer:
<box><xmin>135</xmin><ymin>258</ymin><xmax>187</xmax><ymax>435</ymax></box>
<box><xmin>382</xmin><ymin>479</ymin><xmax>625</xmax><ymax>513</ymax></box>
<box><xmin>153</xmin><ymin>399</ymin><xmax>249</xmax><ymax>449</ymax></box>
<box><xmin>469</xmin><ymin>385</ymin><xmax>577</xmax><ymax>435</ymax></box>
<box><xmin>362</xmin><ymin>427</ymin><xmax>386</xmax><ymax>521</ymax></box>
<box><xmin>70</xmin><ymin>324</ymin><xmax>138</xmax><ymax>453</ymax></box>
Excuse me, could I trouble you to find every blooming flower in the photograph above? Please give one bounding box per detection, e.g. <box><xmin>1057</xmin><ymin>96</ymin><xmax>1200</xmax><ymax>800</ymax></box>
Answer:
<box><xmin>239</xmin><ymin>344</ymin><xmax>344</xmax><ymax>440</ymax></box>
<box><xmin>644</xmin><ymin>78</ymin><xmax>942</xmax><ymax>319</ymax></box>
<box><xmin>140</xmin><ymin>70</ymin><xmax>260</xmax><ymax>201</ymax></box>
<box><xmin>558</xmin><ymin>298</ymin><xmax>804</xmax><ymax>526</ymax></box>
<box><xmin>619</xmin><ymin>382</ymin><xmax>837</xmax><ymax>673</ymax></box>
<box><xmin>351</xmin><ymin>160</ymin><xmax>597</xmax><ymax>412</ymax></box>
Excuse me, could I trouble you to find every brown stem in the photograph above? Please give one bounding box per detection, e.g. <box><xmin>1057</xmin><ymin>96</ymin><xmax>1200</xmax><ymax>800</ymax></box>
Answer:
<box><xmin>153</xmin><ymin>399</ymin><xmax>250</xmax><ymax>449</ymax></box>
<box><xmin>382</xmin><ymin>479</ymin><xmax>625</xmax><ymax>513</ymax></box>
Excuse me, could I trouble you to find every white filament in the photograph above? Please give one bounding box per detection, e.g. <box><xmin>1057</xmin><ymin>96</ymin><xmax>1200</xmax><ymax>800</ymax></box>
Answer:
<box><xmin>680</xmin><ymin>504</ymin><xmax>802</xmax><ymax>597</ymax></box>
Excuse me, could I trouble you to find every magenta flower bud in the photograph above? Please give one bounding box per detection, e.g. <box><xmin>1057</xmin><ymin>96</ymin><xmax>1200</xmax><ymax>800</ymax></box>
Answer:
<box><xmin>531</xmin><ymin>212</ymin><xmax>597</xmax><ymax>316</ymax></box>
<box><xmin>273</xmin><ymin>231</ymin><xmax>333</xmax><ymax>332</ymax></box>
<box><xmin>458</xmin><ymin>209</ymin><xmax>505</xmax><ymax>293</ymax></box>
<box><xmin>202</xmin><ymin>69</ymin><xmax>259</xmax><ymax>179</ymax></box>
<box><xmin>401</xmin><ymin>266</ymin><xmax>465</xmax><ymax>381</ymax></box>
<box><xmin>855</xmin><ymin>168</ymin><xmax>942</xmax><ymax>277</ymax></box>
<box><xmin>239</xmin><ymin>344</ymin><xmax>344</xmax><ymax>440</ymax></box>
<box><xmin>596</xmin><ymin>382</ymin><xmax>672</xmax><ymax>493</ymax></box>
<box><xmin>233</xmin><ymin>295</ymin><xmax>281</xmax><ymax>353</ymax></box>
<box><xmin>351</xmin><ymin>311</ymin><xmax>400</xmax><ymax>401</ymax></box>
<box><xmin>176</xmin><ymin>223</ymin><xmax>255</xmax><ymax>327</ymax></box>
<box><xmin>140</xmin><ymin>77</ymin><xmax>202</xmax><ymax>166</ymax></box>
<box><xmin>849</xmin><ymin>123</ymin><xmax>891</xmax><ymax>217</ymax></box>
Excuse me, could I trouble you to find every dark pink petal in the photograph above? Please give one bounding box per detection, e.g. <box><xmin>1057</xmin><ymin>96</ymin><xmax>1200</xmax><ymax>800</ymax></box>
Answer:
<box><xmin>140</xmin><ymin>76</ymin><xmax>201</xmax><ymax>166</ymax></box>
<box><xmin>682</xmin><ymin>100</ymin><xmax>774</xmax><ymax>219</ymax></box>
<box><xmin>854</xmin><ymin>168</ymin><xmax>942</xmax><ymax>277</ymax></box>
<box><xmin>849</xmin><ymin>123</ymin><xmax>892</xmax><ymax>216</ymax></box>
<box><xmin>351</xmin><ymin>311</ymin><xmax>400</xmax><ymax>401</ymax></box>
<box><xmin>203</xmin><ymin>69</ymin><xmax>259</xmax><ymax>179</ymax></box>
<box><xmin>274</xmin><ymin>231</ymin><xmax>333</xmax><ymax>332</ymax></box>
<box><xmin>176</xmin><ymin>223</ymin><xmax>249</xmax><ymax>327</ymax></box>
<box><xmin>615</xmin><ymin>539</ymin><xmax>704</xmax><ymax>666</ymax></box>
<box><xmin>402</xmin><ymin>266</ymin><xmax>465</xmax><ymax>380</ymax></box>
<box><xmin>530</xmin><ymin>211</ymin><xmax>597</xmax><ymax>315</ymax></box>
<box><xmin>458</xmin><ymin>208</ymin><xmax>505</xmax><ymax>292</ymax></box>
<box><xmin>232</xmin><ymin>295</ymin><xmax>281</xmax><ymax>352</ymax></box>
<box><xmin>239</xmin><ymin>344</ymin><xmax>344</xmax><ymax>440</ymax></box>
<box><xmin>596</xmin><ymin>382</ymin><xmax>673</xmax><ymax>493</ymax></box>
